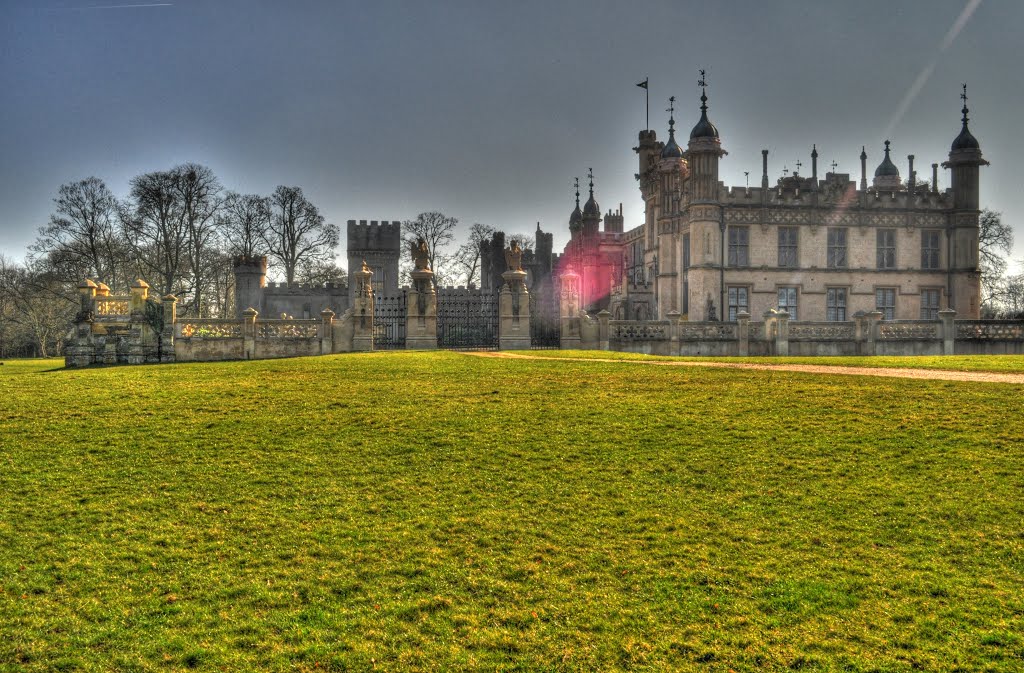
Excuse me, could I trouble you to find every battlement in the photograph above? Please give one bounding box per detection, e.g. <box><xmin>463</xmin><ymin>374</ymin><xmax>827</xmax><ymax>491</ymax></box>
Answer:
<box><xmin>232</xmin><ymin>255</ymin><xmax>268</xmax><ymax>272</ymax></box>
<box><xmin>265</xmin><ymin>282</ymin><xmax>347</xmax><ymax>294</ymax></box>
<box><xmin>347</xmin><ymin>220</ymin><xmax>402</xmax><ymax>251</ymax></box>
<box><xmin>604</xmin><ymin>203</ymin><xmax>625</xmax><ymax>234</ymax></box>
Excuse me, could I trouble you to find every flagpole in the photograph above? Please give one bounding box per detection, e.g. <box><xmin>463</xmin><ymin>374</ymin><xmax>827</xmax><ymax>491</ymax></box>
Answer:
<box><xmin>636</xmin><ymin>77</ymin><xmax>649</xmax><ymax>131</ymax></box>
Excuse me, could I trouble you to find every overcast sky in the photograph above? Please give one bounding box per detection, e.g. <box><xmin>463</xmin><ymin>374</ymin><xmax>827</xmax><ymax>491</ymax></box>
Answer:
<box><xmin>2</xmin><ymin>0</ymin><xmax>1021</xmax><ymax>271</ymax></box>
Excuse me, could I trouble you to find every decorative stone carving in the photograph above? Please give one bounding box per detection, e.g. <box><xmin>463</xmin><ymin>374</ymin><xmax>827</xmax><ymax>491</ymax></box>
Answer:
<box><xmin>411</xmin><ymin>238</ymin><xmax>430</xmax><ymax>271</ymax></box>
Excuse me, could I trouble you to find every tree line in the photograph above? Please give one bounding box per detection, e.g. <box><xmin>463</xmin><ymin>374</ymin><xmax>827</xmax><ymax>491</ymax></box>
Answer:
<box><xmin>0</xmin><ymin>164</ymin><xmax>340</xmax><ymax>357</ymax></box>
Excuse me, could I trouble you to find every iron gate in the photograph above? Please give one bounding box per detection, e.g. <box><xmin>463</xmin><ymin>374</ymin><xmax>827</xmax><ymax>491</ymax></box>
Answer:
<box><xmin>529</xmin><ymin>291</ymin><xmax>560</xmax><ymax>348</ymax></box>
<box><xmin>374</xmin><ymin>292</ymin><xmax>406</xmax><ymax>349</ymax></box>
<box><xmin>436</xmin><ymin>288</ymin><xmax>499</xmax><ymax>350</ymax></box>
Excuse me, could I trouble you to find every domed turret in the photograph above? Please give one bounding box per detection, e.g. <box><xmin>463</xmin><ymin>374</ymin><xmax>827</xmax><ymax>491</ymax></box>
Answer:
<box><xmin>583</xmin><ymin>171</ymin><xmax>600</xmax><ymax>218</ymax></box>
<box><xmin>872</xmin><ymin>140</ymin><xmax>902</xmax><ymax>190</ymax></box>
<box><xmin>874</xmin><ymin>140</ymin><xmax>900</xmax><ymax>177</ymax></box>
<box><xmin>951</xmin><ymin>85</ymin><xmax>981</xmax><ymax>152</ymax></box>
<box><xmin>689</xmin><ymin>83</ymin><xmax>719</xmax><ymax>141</ymax></box>
<box><xmin>661</xmin><ymin>96</ymin><xmax>684</xmax><ymax>159</ymax></box>
<box><xmin>569</xmin><ymin>178</ymin><xmax>583</xmax><ymax>233</ymax></box>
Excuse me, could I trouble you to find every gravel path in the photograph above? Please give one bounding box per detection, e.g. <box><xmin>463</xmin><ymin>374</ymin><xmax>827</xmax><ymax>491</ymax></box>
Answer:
<box><xmin>465</xmin><ymin>352</ymin><xmax>1024</xmax><ymax>384</ymax></box>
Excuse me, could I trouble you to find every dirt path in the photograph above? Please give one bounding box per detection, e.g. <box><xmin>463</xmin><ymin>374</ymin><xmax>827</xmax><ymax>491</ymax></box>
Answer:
<box><xmin>464</xmin><ymin>351</ymin><xmax>1024</xmax><ymax>384</ymax></box>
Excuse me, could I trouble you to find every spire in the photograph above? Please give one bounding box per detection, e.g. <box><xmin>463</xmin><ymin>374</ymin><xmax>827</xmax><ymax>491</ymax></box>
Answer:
<box><xmin>569</xmin><ymin>177</ymin><xmax>583</xmax><ymax>231</ymax></box>
<box><xmin>951</xmin><ymin>83</ymin><xmax>981</xmax><ymax>151</ymax></box>
<box><xmin>689</xmin><ymin>69</ymin><xmax>720</xmax><ymax>140</ymax></box>
<box><xmin>583</xmin><ymin>167</ymin><xmax>600</xmax><ymax>217</ymax></box>
<box><xmin>661</xmin><ymin>96</ymin><xmax>684</xmax><ymax>158</ymax></box>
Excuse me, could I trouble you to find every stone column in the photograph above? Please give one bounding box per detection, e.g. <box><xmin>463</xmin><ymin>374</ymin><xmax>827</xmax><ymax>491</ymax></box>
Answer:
<box><xmin>406</xmin><ymin>268</ymin><xmax>438</xmax><ymax>350</ymax></box>
<box><xmin>351</xmin><ymin>261</ymin><xmax>374</xmax><ymax>351</ymax></box>
<box><xmin>320</xmin><ymin>308</ymin><xmax>335</xmax><ymax>354</ymax></box>
<box><xmin>67</xmin><ymin>279</ymin><xmax>98</xmax><ymax>367</ymax></box>
<box><xmin>161</xmin><ymin>294</ymin><xmax>177</xmax><ymax>363</ymax></box>
<box><xmin>559</xmin><ymin>267</ymin><xmax>581</xmax><ymax>349</ymax></box>
<box><xmin>499</xmin><ymin>268</ymin><xmax>531</xmax><ymax>350</ymax></box>
<box><xmin>242</xmin><ymin>307</ymin><xmax>258</xmax><ymax>360</ymax></box>
<box><xmin>666</xmin><ymin>310</ymin><xmax>681</xmax><ymax>355</ymax></box>
<box><xmin>865</xmin><ymin>310</ymin><xmax>883</xmax><ymax>356</ymax></box>
<box><xmin>597</xmin><ymin>309</ymin><xmax>611</xmax><ymax>351</ymax></box>
<box><xmin>938</xmin><ymin>308</ymin><xmax>956</xmax><ymax>355</ymax></box>
<box><xmin>775</xmin><ymin>310</ymin><xmax>790</xmax><ymax>356</ymax></box>
<box><xmin>127</xmin><ymin>279</ymin><xmax>151</xmax><ymax>365</ymax></box>
<box><xmin>736</xmin><ymin>310</ymin><xmax>750</xmax><ymax>356</ymax></box>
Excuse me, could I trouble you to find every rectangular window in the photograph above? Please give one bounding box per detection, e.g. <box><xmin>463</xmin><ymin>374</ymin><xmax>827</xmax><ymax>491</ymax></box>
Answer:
<box><xmin>827</xmin><ymin>228</ymin><xmax>848</xmax><ymax>268</ymax></box>
<box><xmin>876</xmin><ymin>287</ymin><xmax>896</xmax><ymax>320</ymax></box>
<box><xmin>777</xmin><ymin>287</ymin><xmax>798</xmax><ymax>320</ymax></box>
<box><xmin>920</xmin><ymin>289</ymin><xmax>941</xmax><ymax>319</ymax></box>
<box><xmin>778</xmin><ymin>226</ymin><xmax>798</xmax><ymax>268</ymax></box>
<box><xmin>727</xmin><ymin>286</ymin><xmax>749</xmax><ymax>322</ymax></box>
<box><xmin>877</xmin><ymin>229</ymin><xmax>896</xmax><ymax>269</ymax></box>
<box><xmin>921</xmin><ymin>230</ymin><xmax>941</xmax><ymax>270</ymax></box>
<box><xmin>826</xmin><ymin>287</ymin><xmax>847</xmax><ymax>321</ymax></box>
<box><xmin>682</xmin><ymin>233</ymin><xmax>690</xmax><ymax>315</ymax></box>
<box><xmin>728</xmin><ymin>226</ymin><xmax>749</xmax><ymax>267</ymax></box>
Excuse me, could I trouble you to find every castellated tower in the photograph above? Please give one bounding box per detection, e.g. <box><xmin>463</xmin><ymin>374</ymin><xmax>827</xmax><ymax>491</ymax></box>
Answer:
<box><xmin>233</xmin><ymin>255</ymin><xmax>267</xmax><ymax>318</ymax></box>
<box><xmin>346</xmin><ymin>220</ymin><xmax>401</xmax><ymax>300</ymax></box>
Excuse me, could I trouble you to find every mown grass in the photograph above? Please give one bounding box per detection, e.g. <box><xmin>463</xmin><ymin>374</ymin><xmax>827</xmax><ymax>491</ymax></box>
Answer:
<box><xmin>1</xmin><ymin>353</ymin><xmax>1022</xmax><ymax>672</ymax></box>
<box><xmin>516</xmin><ymin>350</ymin><xmax>1024</xmax><ymax>373</ymax></box>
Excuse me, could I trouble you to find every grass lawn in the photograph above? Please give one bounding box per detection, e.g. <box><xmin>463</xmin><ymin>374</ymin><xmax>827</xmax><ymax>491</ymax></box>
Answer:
<box><xmin>513</xmin><ymin>350</ymin><xmax>1024</xmax><ymax>373</ymax></box>
<box><xmin>1</xmin><ymin>353</ymin><xmax>1022</xmax><ymax>671</ymax></box>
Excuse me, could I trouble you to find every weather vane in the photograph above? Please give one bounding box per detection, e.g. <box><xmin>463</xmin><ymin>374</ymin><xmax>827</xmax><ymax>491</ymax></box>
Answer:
<box><xmin>795</xmin><ymin>160</ymin><xmax>802</xmax><ymax>175</ymax></box>
<box><xmin>698</xmin><ymin>69</ymin><xmax>707</xmax><ymax>88</ymax></box>
<box><xmin>783</xmin><ymin>165</ymin><xmax>789</xmax><ymax>177</ymax></box>
<box><xmin>831</xmin><ymin>160</ymin><xmax>838</xmax><ymax>172</ymax></box>
<box><xmin>666</xmin><ymin>95</ymin><xmax>675</xmax><ymax>116</ymax></box>
<box><xmin>744</xmin><ymin>171</ymin><xmax>749</xmax><ymax>188</ymax></box>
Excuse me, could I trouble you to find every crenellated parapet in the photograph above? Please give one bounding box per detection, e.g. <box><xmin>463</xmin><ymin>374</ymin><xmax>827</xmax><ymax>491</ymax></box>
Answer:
<box><xmin>346</xmin><ymin>219</ymin><xmax>401</xmax><ymax>299</ymax></box>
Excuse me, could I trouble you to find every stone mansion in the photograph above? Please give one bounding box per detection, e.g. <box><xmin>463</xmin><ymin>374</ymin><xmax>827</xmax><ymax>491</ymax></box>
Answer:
<box><xmin>559</xmin><ymin>81</ymin><xmax>988</xmax><ymax>323</ymax></box>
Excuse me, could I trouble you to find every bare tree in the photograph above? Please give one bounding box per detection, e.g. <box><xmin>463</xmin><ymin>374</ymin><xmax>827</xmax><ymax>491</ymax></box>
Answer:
<box><xmin>402</xmin><ymin>211</ymin><xmax>458</xmax><ymax>286</ymax></box>
<box><xmin>174</xmin><ymin>164</ymin><xmax>222</xmax><ymax>316</ymax></box>
<box><xmin>0</xmin><ymin>256</ymin><xmax>75</xmax><ymax>357</ymax></box>
<box><xmin>979</xmin><ymin>209</ymin><xmax>1013</xmax><ymax>312</ymax></box>
<box><xmin>452</xmin><ymin>222</ymin><xmax>495</xmax><ymax>288</ymax></box>
<box><xmin>294</xmin><ymin>257</ymin><xmax>346</xmax><ymax>287</ymax></box>
<box><xmin>265</xmin><ymin>186</ymin><xmax>339</xmax><ymax>285</ymax></box>
<box><xmin>31</xmin><ymin>177</ymin><xmax>124</xmax><ymax>289</ymax></box>
<box><xmin>122</xmin><ymin>170</ymin><xmax>187</xmax><ymax>297</ymax></box>
<box><xmin>221</xmin><ymin>191</ymin><xmax>270</xmax><ymax>259</ymax></box>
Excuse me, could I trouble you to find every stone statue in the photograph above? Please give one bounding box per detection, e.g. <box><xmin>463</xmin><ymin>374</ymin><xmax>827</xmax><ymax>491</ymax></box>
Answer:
<box><xmin>505</xmin><ymin>240</ymin><xmax>523</xmax><ymax>272</ymax></box>
<box><xmin>411</xmin><ymin>238</ymin><xmax>430</xmax><ymax>271</ymax></box>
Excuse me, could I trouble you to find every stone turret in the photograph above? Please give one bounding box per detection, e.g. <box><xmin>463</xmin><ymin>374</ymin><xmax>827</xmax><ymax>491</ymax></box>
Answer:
<box><xmin>233</xmin><ymin>255</ymin><xmax>267</xmax><ymax>318</ymax></box>
<box><xmin>942</xmin><ymin>85</ymin><xmax>988</xmax><ymax>317</ymax></box>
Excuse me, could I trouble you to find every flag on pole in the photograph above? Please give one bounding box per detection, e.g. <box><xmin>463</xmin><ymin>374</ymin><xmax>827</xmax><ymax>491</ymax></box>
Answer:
<box><xmin>636</xmin><ymin>78</ymin><xmax>648</xmax><ymax>89</ymax></box>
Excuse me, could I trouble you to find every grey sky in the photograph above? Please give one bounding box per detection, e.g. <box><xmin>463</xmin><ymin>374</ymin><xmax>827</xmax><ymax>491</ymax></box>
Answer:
<box><xmin>2</xmin><ymin>0</ymin><xmax>1021</xmax><ymax>271</ymax></box>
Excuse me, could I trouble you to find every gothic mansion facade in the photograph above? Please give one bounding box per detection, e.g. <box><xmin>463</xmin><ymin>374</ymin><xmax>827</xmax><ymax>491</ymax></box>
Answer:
<box><xmin>560</xmin><ymin>84</ymin><xmax>987</xmax><ymax>323</ymax></box>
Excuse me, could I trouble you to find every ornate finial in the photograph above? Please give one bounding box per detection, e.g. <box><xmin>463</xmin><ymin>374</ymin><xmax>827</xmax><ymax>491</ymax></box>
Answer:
<box><xmin>783</xmin><ymin>165</ymin><xmax>789</xmax><ymax>177</ymax></box>
<box><xmin>698</xmin><ymin>69</ymin><xmax>708</xmax><ymax>110</ymax></box>
<box><xmin>698</xmin><ymin>69</ymin><xmax>707</xmax><ymax>88</ymax></box>
<box><xmin>860</xmin><ymin>145</ymin><xmax>867</xmax><ymax>159</ymax></box>
<box><xmin>574</xmin><ymin>177</ymin><xmax>580</xmax><ymax>207</ymax></box>
<box><xmin>831</xmin><ymin>159</ymin><xmax>838</xmax><ymax>172</ymax></box>
<box><xmin>795</xmin><ymin>159</ymin><xmax>802</xmax><ymax>175</ymax></box>
<box><xmin>884</xmin><ymin>139</ymin><xmax>891</xmax><ymax>155</ymax></box>
<box><xmin>744</xmin><ymin>171</ymin><xmax>749</xmax><ymax>187</ymax></box>
<box><xmin>666</xmin><ymin>95</ymin><xmax>676</xmax><ymax>133</ymax></box>
<box><xmin>811</xmin><ymin>144</ymin><xmax>818</xmax><ymax>158</ymax></box>
<box><xmin>588</xmin><ymin>167</ymin><xmax>594</xmax><ymax>197</ymax></box>
<box><xmin>961</xmin><ymin>83</ymin><xmax>969</xmax><ymax>124</ymax></box>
